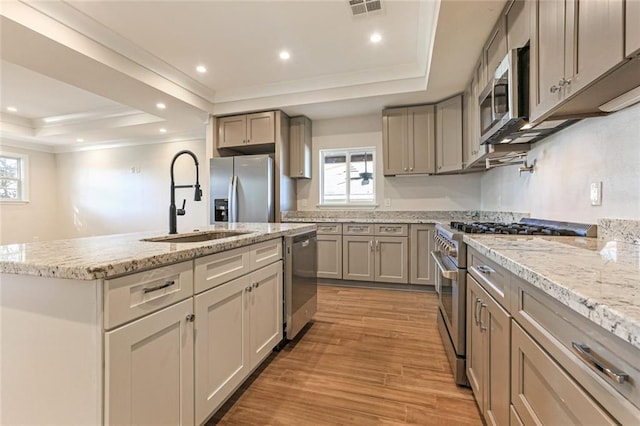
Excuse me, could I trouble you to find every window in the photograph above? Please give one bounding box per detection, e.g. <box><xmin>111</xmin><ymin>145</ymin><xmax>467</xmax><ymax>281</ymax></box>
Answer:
<box><xmin>320</xmin><ymin>147</ymin><xmax>375</xmax><ymax>205</ymax></box>
<box><xmin>0</xmin><ymin>152</ymin><xmax>28</xmax><ymax>202</ymax></box>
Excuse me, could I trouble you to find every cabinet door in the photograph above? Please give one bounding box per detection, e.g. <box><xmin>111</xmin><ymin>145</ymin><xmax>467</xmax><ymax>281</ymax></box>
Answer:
<box><xmin>506</xmin><ymin>0</ymin><xmax>530</xmax><ymax>50</ymax></box>
<box><xmin>511</xmin><ymin>323</ymin><xmax>616</xmax><ymax>425</ymax></box>
<box><xmin>466</xmin><ymin>276</ymin><xmax>486</xmax><ymax>410</ymax></box>
<box><xmin>382</xmin><ymin>108</ymin><xmax>408</xmax><ymax>175</ymax></box>
<box><xmin>249</xmin><ymin>261</ymin><xmax>283</xmax><ymax>367</ymax></box>
<box><xmin>217</xmin><ymin>115</ymin><xmax>247</xmax><ymax>148</ymax></box>
<box><xmin>530</xmin><ymin>0</ymin><xmax>566</xmax><ymax>122</ymax></box>
<box><xmin>483</xmin><ymin>283</ymin><xmax>511</xmax><ymax>426</ymax></box>
<box><xmin>435</xmin><ymin>95</ymin><xmax>463</xmax><ymax>173</ymax></box>
<box><xmin>409</xmin><ymin>224</ymin><xmax>435</xmax><ymax>285</ymax></box>
<box><xmin>105</xmin><ymin>299</ymin><xmax>194</xmax><ymax>426</ymax></box>
<box><xmin>317</xmin><ymin>234</ymin><xmax>343</xmax><ymax>279</ymax></box>
<box><xmin>627</xmin><ymin>0</ymin><xmax>640</xmax><ymax>57</ymax></box>
<box><xmin>342</xmin><ymin>236</ymin><xmax>375</xmax><ymax>281</ymax></box>
<box><xmin>246</xmin><ymin>111</ymin><xmax>275</xmax><ymax>145</ymax></box>
<box><xmin>408</xmin><ymin>105</ymin><xmax>435</xmax><ymax>174</ymax></box>
<box><xmin>374</xmin><ymin>236</ymin><xmax>409</xmax><ymax>284</ymax></box>
<box><xmin>194</xmin><ymin>275</ymin><xmax>250</xmax><ymax>424</ymax></box>
<box><xmin>289</xmin><ymin>116</ymin><xmax>312</xmax><ymax>178</ymax></box>
<box><xmin>567</xmin><ymin>0</ymin><xmax>624</xmax><ymax>96</ymax></box>
<box><xmin>484</xmin><ymin>15</ymin><xmax>508</xmax><ymax>79</ymax></box>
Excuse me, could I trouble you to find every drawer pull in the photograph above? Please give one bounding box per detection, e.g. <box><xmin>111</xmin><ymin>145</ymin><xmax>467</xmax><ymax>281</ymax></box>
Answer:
<box><xmin>476</xmin><ymin>265</ymin><xmax>495</xmax><ymax>274</ymax></box>
<box><xmin>572</xmin><ymin>342</ymin><xmax>628</xmax><ymax>384</ymax></box>
<box><xmin>143</xmin><ymin>280</ymin><xmax>176</xmax><ymax>294</ymax></box>
<box><xmin>382</xmin><ymin>226</ymin><xmax>400</xmax><ymax>232</ymax></box>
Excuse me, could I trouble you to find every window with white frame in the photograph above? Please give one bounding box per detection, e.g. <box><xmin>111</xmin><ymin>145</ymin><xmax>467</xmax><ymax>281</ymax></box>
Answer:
<box><xmin>320</xmin><ymin>148</ymin><xmax>375</xmax><ymax>205</ymax></box>
<box><xmin>0</xmin><ymin>152</ymin><xmax>28</xmax><ymax>202</ymax></box>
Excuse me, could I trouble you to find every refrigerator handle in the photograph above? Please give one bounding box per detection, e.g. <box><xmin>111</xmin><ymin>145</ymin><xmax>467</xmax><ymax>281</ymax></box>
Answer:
<box><xmin>228</xmin><ymin>176</ymin><xmax>238</xmax><ymax>223</ymax></box>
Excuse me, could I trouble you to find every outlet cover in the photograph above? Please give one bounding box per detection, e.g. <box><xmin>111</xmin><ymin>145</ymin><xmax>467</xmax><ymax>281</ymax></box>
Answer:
<box><xmin>590</xmin><ymin>182</ymin><xmax>602</xmax><ymax>206</ymax></box>
<box><xmin>301</xmin><ymin>199</ymin><xmax>308</xmax><ymax>207</ymax></box>
<box><xmin>384</xmin><ymin>198</ymin><xmax>391</xmax><ymax>207</ymax></box>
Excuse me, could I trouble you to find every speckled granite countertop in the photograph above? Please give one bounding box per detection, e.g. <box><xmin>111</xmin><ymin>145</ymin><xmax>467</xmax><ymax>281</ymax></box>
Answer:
<box><xmin>0</xmin><ymin>223</ymin><xmax>315</xmax><ymax>280</ymax></box>
<box><xmin>281</xmin><ymin>210</ymin><xmax>529</xmax><ymax>224</ymax></box>
<box><xmin>464</xmin><ymin>235</ymin><xmax>640</xmax><ymax>350</ymax></box>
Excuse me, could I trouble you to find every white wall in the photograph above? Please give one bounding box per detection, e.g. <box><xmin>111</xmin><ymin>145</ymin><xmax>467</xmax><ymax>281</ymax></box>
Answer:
<box><xmin>0</xmin><ymin>145</ymin><xmax>61</xmax><ymax>244</ymax></box>
<box><xmin>481</xmin><ymin>103</ymin><xmax>640</xmax><ymax>222</ymax></box>
<box><xmin>55</xmin><ymin>140</ymin><xmax>208</xmax><ymax>238</ymax></box>
<box><xmin>296</xmin><ymin>114</ymin><xmax>483</xmax><ymax>211</ymax></box>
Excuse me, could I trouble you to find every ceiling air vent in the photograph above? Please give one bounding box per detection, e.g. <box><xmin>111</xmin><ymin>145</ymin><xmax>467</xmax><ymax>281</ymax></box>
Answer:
<box><xmin>349</xmin><ymin>0</ymin><xmax>382</xmax><ymax>16</ymax></box>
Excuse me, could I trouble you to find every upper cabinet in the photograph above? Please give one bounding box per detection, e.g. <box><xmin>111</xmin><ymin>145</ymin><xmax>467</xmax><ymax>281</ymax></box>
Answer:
<box><xmin>463</xmin><ymin>63</ymin><xmax>486</xmax><ymax>170</ymax></box>
<box><xmin>530</xmin><ymin>0</ymin><xmax>625</xmax><ymax>122</ymax></box>
<box><xmin>483</xmin><ymin>14</ymin><xmax>508</xmax><ymax>83</ymax></box>
<box><xmin>627</xmin><ymin>0</ymin><xmax>640</xmax><ymax>57</ymax></box>
<box><xmin>217</xmin><ymin>111</ymin><xmax>276</xmax><ymax>149</ymax></box>
<box><xmin>289</xmin><ymin>116</ymin><xmax>312</xmax><ymax>179</ymax></box>
<box><xmin>382</xmin><ymin>105</ymin><xmax>435</xmax><ymax>176</ymax></box>
<box><xmin>506</xmin><ymin>0</ymin><xmax>530</xmax><ymax>50</ymax></box>
<box><xmin>436</xmin><ymin>95</ymin><xmax>463</xmax><ymax>174</ymax></box>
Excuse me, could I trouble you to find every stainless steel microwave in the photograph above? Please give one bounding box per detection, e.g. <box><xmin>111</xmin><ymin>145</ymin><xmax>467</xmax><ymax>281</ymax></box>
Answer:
<box><xmin>479</xmin><ymin>47</ymin><xmax>529</xmax><ymax>144</ymax></box>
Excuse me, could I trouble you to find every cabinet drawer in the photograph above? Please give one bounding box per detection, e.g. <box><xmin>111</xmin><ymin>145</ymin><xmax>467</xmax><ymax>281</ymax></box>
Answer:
<box><xmin>250</xmin><ymin>239</ymin><xmax>282</xmax><ymax>270</ymax></box>
<box><xmin>511</xmin><ymin>278</ymin><xmax>640</xmax><ymax>423</ymax></box>
<box><xmin>316</xmin><ymin>223</ymin><xmax>342</xmax><ymax>235</ymax></box>
<box><xmin>468</xmin><ymin>248</ymin><xmax>510</xmax><ymax>308</ymax></box>
<box><xmin>511</xmin><ymin>322</ymin><xmax>617</xmax><ymax>425</ymax></box>
<box><xmin>343</xmin><ymin>223</ymin><xmax>374</xmax><ymax>235</ymax></box>
<box><xmin>195</xmin><ymin>246</ymin><xmax>251</xmax><ymax>293</ymax></box>
<box><xmin>104</xmin><ymin>261</ymin><xmax>194</xmax><ymax>330</ymax></box>
<box><xmin>374</xmin><ymin>224</ymin><xmax>408</xmax><ymax>236</ymax></box>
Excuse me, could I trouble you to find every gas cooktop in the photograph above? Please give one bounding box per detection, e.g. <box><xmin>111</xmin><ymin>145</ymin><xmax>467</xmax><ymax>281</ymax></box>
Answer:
<box><xmin>448</xmin><ymin>218</ymin><xmax>597</xmax><ymax>238</ymax></box>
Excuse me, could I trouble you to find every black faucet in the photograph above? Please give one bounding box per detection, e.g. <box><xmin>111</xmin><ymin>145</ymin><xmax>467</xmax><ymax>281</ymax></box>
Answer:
<box><xmin>169</xmin><ymin>150</ymin><xmax>202</xmax><ymax>234</ymax></box>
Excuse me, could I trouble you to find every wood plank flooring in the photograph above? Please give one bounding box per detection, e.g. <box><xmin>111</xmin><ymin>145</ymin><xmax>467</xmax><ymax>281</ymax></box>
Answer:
<box><xmin>208</xmin><ymin>285</ymin><xmax>482</xmax><ymax>425</ymax></box>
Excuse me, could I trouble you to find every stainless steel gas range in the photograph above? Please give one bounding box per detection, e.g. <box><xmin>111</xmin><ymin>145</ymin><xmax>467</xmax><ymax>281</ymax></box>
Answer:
<box><xmin>431</xmin><ymin>218</ymin><xmax>597</xmax><ymax>387</ymax></box>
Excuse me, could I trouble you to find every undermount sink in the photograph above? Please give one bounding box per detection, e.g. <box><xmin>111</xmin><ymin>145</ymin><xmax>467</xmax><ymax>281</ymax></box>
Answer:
<box><xmin>142</xmin><ymin>230</ymin><xmax>250</xmax><ymax>243</ymax></box>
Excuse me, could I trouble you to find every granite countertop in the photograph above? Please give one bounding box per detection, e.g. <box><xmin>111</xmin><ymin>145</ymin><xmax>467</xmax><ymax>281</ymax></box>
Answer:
<box><xmin>0</xmin><ymin>223</ymin><xmax>315</xmax><ymax>280</ymax></box>
<box><xmin>464</xmin><ymin>234</ymin><xmax>640</xmax><ymax>350</ymax></box>
<box><xmin>281</xmin><ymin>210</ymin><xmax>528</xmax><ymax>224</ymax></box>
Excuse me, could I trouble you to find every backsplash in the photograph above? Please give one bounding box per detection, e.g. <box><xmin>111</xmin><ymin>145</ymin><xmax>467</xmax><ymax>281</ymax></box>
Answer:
<box><xmin>598</xmin><ymin>219</ymin><xmax>640</xmax><ymax>245</ymax></box>
<box><xmin>282</xmin><ymin>210</ymin><xmax>529</xmax><ymax>223</ymax></box>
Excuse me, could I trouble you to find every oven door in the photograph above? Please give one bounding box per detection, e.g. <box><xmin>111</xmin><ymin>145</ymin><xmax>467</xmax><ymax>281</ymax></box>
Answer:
<box><xmin>431</xmin><ymin>250</ymin><xmax>466</xmax><ymax>357</ymax></box>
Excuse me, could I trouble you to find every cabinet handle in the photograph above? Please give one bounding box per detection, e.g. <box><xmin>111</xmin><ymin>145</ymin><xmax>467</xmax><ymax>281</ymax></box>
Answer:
<box><xmin>572</xmin><ymin>343</ymin><xmax>628</xmax><ymax>384</ymax></box>
<box><xmin>474</xmin><ymin>297</ymin><xmax>481</xmax><ymax>326</ymax></box>
<box><xmin>404</xmin><ymin>167</ymin><xmax>408</xmax><ymax>171</ymax></box>
<box><xmin>559</xmin><ymin>78</ymin><xmax>572</xmax><ymax>87</ymax></box>
<box><xmin>143</xmin><ymin>280</ymin><xmax>176</xmax><ymax>294</ymax></box>
<box><xmin>375</xmin><ymin>240</ymin><xmax>380</xmax><ymax>251</ymax></box>
<box><xmin>185</xmin><ymin>314</ymin><xmax>195</xmax><ymax>322</ymax></box>
<box><xmin>476</xmin><ymin>265</ymin><xmax>495</xmax><ymax>275</ymax></box>
<box><xmin>253</xmin><ymin>282</ymin><xmax>259</xmax><ymax>288</ymax></box>
<box><xmin>246</xmin><ymin>286</ymin><xmax>253</xmax><ymax>292</ymax></box>
<box><xmin>479</xmin><ymin>303</ymin><xmax>488</xmax><ymax>332</ymax></box>
<box><xmin>409</xmin><ymin>167</ymin><xmax>413</xmax><ymax>171</ymax></box>
<box><xmin>550</xmin><ymin>85</ymin><xmax>560</xmax><ymax>93</ymax></box>
<box><xmin>370</xmin><ymin>241</ymin><xmax>374</xmax><ymax>252</ymax></box>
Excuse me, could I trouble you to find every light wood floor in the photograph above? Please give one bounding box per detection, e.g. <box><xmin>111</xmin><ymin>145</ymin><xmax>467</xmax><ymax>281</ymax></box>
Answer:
<box><xmin>208</xmin><ymin>285</ymin><xmax>482</xmax><ymax>425</ymax></box>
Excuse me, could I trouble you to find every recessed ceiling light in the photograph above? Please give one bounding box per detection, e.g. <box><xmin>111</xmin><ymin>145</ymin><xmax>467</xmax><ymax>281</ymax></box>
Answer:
<box><xmin>196</xmin><ymin>65</ymin><xmax>207</xmax><ymax>73</ymax></box>
<box><xmin>279</xmin><ymin>50</ymin><xmax>291</xmax><ymax>60</ymax></box>
<box><xmin>159</xmin><ymin>128</ymin><xmax>167</xmax><ymax>133</ymax></box>
<box><xmin>76</xmin><ymin>138</ymin><xmax>84</xmax><ymax>143</ymax></box>
<box><xmin>156</xmin><ymin>102</ymin><xmax>166</xmax><ymax>110</ymax></box>
<box><xmin>370</xmin><ymin>32</ymin><xmax>382</xmax><ymax>43</ymax></box>
<box><xmin>7</xmin><ymin>106</ymin><xmax>17</xmax><ymax>112</ymax></box>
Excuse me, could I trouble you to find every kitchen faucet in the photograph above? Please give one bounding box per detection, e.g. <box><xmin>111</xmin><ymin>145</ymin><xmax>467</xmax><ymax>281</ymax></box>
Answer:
<box><xmin>169</xmin><ymin>150</ymin><xmax>202</xmax><ymax>234</ymax></box>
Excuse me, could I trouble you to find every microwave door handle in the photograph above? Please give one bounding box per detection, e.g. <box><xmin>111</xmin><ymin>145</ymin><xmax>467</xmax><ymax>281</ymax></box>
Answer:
<box><xmin>491</xmin><ymin>79</ymin><xmax>497</xmax><ymax>122</ymax></box>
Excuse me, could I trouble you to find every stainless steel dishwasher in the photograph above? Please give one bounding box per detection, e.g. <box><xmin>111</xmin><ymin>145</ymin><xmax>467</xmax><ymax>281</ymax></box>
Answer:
<box><xmin>284</xmin><ymin>230</ymin><xmax>317</xmax><ymax>340</ymax></box>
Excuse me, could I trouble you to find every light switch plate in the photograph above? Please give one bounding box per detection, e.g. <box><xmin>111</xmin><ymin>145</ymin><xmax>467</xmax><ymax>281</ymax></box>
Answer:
<box><xmin>590</xmin><ymin>181</ymin><xmax>602</xmax><ymax>206</ymax></box>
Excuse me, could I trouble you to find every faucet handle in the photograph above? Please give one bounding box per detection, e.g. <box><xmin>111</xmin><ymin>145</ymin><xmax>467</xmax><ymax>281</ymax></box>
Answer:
<box><xmin>177</xmin><ymin>199</ymin><xmax>186</xmax><ymax>216</ymax></box>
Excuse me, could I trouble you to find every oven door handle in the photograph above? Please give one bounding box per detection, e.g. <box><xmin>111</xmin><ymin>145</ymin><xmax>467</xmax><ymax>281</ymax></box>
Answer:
<box><xmin>431</xmin><ymin>251</ymin><xmax>458</xmax><ymax>281</ymax></box>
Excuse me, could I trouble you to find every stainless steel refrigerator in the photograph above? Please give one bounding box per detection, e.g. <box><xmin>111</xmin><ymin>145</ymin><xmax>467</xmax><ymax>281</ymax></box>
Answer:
<box><xmin>210</xmin><ymin>154</ymin><xmax>274</xmax><ymax>223</ymax></box>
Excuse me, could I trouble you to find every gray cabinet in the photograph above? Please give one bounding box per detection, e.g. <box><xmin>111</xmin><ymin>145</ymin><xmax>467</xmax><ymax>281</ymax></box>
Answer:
<box><xmin>342</xmin><ymin>235</ymin><xmax>375</xmax><ymax>282</ymax></box>
<box><xmin>409</xmin><ymin>224</ymin><xmax>435</xmax><ymax>285</ymax></box>
<box><xmin>483</xmin><ymin>14</ymin><xmax>508</xmax><ymax>81</ymax></box>
<box><xmin>463</xmin><ymin>70</ymin><xmax>486</xmax><ymax>170</ymax></box>
<box><xmin>317</xmin><ymin>234</ymin><xmax>343</xmax><ymax>279</ymax></box>
<box><xmin>530</xmin><ymin>0</ymin><xmax>625</xmax><ymax>122</ymax></box>
<box><xmin>467</xmin><ymin>274</ymin><xmax>511</xmax><ymax>426</ymax></box>
<box><xmin>216</xmin><ymin>111</ymin><xmax>276</xmax><ymax>149</ymax></box>
<box><xmin>374</xmin><ymin>236</ymin><xmax>409</xmax><ymax>284</ymax></box>
<box><xmin>511</xmin><ymin>322</ymin><xmax>616</xmax><ymax>425</ymax></box>
<box><xmin>627</xmin><ymin>0</ymin><xmax>640</xmax><ymax>57</ymax></box>
<box><xmin>289</xmin><ymin>116</ymin><xmax>312</xmax><ymax>179</ymax></box>
<box><xmin>382</xmin><ymin>105</ymin><xmax>435</xmax><ymax>176</ymax></box>
<box><xmin>436</xmin><ymin>95</ymin><xmax>463</xmax><ymax>173</ymax></box>
<box><xmin>506</xmin><ymin>0</ymin><xmax>529</xmax><ymax>50</ymax></box>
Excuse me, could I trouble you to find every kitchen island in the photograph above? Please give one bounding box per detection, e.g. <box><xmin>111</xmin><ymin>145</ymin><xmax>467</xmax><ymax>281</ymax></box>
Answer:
<box><xmin>0</xmin><ymin>222</ymin><xmax>314</xmax><ymax>425</ymax></box>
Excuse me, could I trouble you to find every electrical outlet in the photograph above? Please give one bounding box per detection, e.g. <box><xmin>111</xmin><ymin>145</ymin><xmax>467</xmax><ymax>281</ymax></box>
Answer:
<box><xmin>384</xmin><ymin>198</ymin><xmax>391</xmax><ymax>207</ymax></box>
<box><xmin>301</xmin><ymin>199</ymin><xmax>308</xmax><ymax>208</ymax></box>
<box><xmin>590</xmin><ymin>181</ymin><xmax>602</xmax><ymax>206</ymax></box>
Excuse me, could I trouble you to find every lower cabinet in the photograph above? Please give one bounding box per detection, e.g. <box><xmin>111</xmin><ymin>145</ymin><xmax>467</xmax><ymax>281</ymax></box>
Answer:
<box><xmin>194</xmin><ymin>261</ymin><xmax>282</xmax><ymax>424</ymax></box>
<box><xmin>342</xmin><ymin>235</ymin><xmax>408</xmax><ymax>284</ymax></box>
<box><xmin>105</xmin><ymin>298</ymin><xmax>195</xmax><ymax>426</ymax></box>
<box><xmin>342</xmin><ymin>236</ymin><xmax>375</xmax><ymax>281</ymax></box>
<box><xmin>317</xmin><ymin>234</ymin><xmax>343</xmax><ymax>279</ymax></box>
<box><xmin>466</xmin><ymin>274</ymin><xmax>511</xmax><ymax>426</ymax></box>
<box><xmin>409</xmin><ymin>224</ymin><xmax>435</xmax><ymax>285</ymax></box>
<box><xmin>511</xmin><ymin>322</ymin><xmax>616</xmax><ymax>425</ymax></box>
